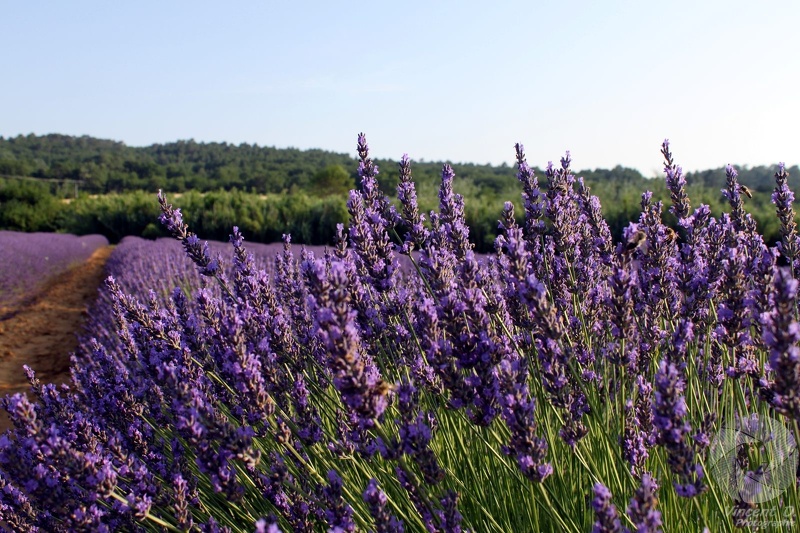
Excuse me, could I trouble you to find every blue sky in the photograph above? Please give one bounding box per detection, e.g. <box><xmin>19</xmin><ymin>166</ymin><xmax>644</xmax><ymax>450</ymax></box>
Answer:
<box><xmin>2</xmin><ymin>0</ymin><xmax>798</xmax><ymax>176</ymax></box>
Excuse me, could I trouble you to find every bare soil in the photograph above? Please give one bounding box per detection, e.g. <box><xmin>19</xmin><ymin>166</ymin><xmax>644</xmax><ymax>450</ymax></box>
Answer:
<box><xmin>0</xmin><ymin>246</ymin><xmax>112</xmax><ymax>432</ymax></box>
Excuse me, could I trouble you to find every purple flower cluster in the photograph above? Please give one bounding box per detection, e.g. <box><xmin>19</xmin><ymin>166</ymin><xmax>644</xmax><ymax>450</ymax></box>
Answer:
<box><xmin>591</xmin><ymin>482</ymin><xmax>622</xmax><ymax>533</ymax></box>
<box><xmin>625</xmin><ymin>474</ymin><xmax>663</xmax><ymax>533</ymax></box>
<box><xmin>652</xmin><ymin>358</ymin><xmax>705</xmax><ymax>497</ymax></box>
<box><xmin>513</xmin><ymin>143</ymin><xmax>546</xmax><ymax>242</ymax></box>
<box><xmin>620</xmin><ymin>376</ymin><xmax>656</xmax><ymax>476</ymax></box>
<box><xmin>591</xmin><ymin>474</ymin><xmax>663</xmax><ymax>533</ymax></box>
<box><xmin>304</xmin><ymin>258</ymin><xmax>389</xmax><ymax>431</ymax></box>
<box><xmin>760</xmin><ymin>268</ymin><xmax>800</xmax><ymax>421</ymax></box>
<box><xmin>772</xmin><ymin>162</ymin><xmax>800</xmax><ymax>277</ymax></box>
<box><xmin>363</xmin><ymin>478</ymin><xmax>404</xmax><ymax>533</ymax></box>
<box><xmin>661</xmin><ymin>139</ymin><xmax>690</xmax><ymax>221</ymax></box>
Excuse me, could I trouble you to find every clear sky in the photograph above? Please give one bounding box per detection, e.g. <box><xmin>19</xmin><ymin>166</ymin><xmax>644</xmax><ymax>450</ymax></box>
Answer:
<box><xmin>2</xmin><ymin>0</ymin><xmax>798</xmax><ymax>176</ymax></box>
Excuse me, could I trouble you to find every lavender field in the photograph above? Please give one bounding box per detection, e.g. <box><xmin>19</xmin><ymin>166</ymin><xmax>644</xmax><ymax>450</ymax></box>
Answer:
<box><xmin>0</xmin><ymin>231</ymin><xmax>108</xmax><ymax>311</ymax></box>
<box><xmin>0</xmin><ymin>135</ymin><xmax>798</xmax><ymax>532</ymax></box>
<box><xmin>79</xmin><ymin>236</ymin><xmax>325</xmax><ymax>350</ymax></box>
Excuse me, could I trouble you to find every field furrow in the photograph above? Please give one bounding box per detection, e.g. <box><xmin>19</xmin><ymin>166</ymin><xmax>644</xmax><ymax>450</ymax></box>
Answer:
<box><xmin>0</xmin><ymin>245</ymin><xmax>112</xmax><ymax>431</ymax></box>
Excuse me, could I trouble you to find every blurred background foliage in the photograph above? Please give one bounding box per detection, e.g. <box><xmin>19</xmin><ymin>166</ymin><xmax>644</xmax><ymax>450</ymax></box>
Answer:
<box><xmin>0</xmin><ymin>134</ymin><xmax>797</xmax><ymax>252</ymax></box>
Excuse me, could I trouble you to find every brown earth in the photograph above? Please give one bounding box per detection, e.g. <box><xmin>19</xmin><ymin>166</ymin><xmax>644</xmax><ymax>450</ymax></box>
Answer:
<box><xmin>0</xmin><ymin>246</ymin><xmax>113</xmax><ymax>432</ymax></box>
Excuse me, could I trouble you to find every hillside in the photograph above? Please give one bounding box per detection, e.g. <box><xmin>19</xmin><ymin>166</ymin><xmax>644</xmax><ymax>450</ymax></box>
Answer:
<box><xmin>1</xmin><ymin>134</ymin><xmax>798</xmax><ymax>251</ymax></box>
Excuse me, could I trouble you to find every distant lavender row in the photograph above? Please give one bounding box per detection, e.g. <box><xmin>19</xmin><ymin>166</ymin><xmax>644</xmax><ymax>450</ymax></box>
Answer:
<box><xmin>95</xmin><ymin>235</ymin><xmax>372</xmax><ymax>306</ymax></box>
<box><xmin>0</xmin><ymin>231</ymin><xmax>108</xmax><ymax>309</ymax></box>
<box><xmin>80</xmin><ymin>236</ymin><xmax>285</xmax><ymax>348</ymax></box>
<box><xmin>104</xmin><ymin>236</ymin><xmax>282</xmax><ymax>296</ymax></box>
<box><xmin>92</xmin><ymin>235</ymin><xmax>418</xmax><ymax>311</ymax></box>
<box><xmin>81</xmin><ymin>236</ymin><xmax>408</xmax><ymax>349</ymax></box>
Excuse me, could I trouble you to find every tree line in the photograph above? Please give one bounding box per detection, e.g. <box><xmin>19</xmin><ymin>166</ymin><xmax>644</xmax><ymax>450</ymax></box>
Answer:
<box><xmin>0</xmin><ymin>134</ymin><xmax>797</xmax><ymax>252</ymax></box>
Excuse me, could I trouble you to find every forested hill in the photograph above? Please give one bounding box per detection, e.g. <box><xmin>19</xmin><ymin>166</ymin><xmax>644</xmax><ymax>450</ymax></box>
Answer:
<box><xmin>0</xmin><ymin>133</ymin><xmax>520</xmax><ymax>195</ymax></box>
<box><xmin>4</xmin><ymin>133</ymin><xmax>796</xmax><ymax>197</ymax></box>
<box><xmin>2</xmin><ymin>133</ymin><xmax>800</xmax><ymax>250</ymax></box>
<box><xmin>0</xmin><ymin>134</ymin><xmax>356</xmax><ymax>194</ymax></box>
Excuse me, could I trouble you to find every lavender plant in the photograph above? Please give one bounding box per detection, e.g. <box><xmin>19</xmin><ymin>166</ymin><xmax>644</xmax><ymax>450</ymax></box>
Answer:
<box><xmin>0</xmin><ymin>135</ymin><xmax>798</xmax><ymax>532</ymax></box>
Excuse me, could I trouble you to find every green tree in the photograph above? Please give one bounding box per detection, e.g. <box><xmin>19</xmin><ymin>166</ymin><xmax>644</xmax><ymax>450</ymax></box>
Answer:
<box><xmin>309</xmin><ymin>164</ymin><xmax>354</xmax><ymax>197</ymax></box>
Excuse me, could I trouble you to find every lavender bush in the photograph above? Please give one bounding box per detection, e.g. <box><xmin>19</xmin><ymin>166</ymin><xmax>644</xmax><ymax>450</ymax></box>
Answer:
<box><xmin>0</xmin><ymin>231</ymin><xmax>108</xmax><ymax>310</ymax></box>
<box><xmin>0</xmin><ymin>135</ymin><xmax>798</xmax><ymax>532</ymax></box>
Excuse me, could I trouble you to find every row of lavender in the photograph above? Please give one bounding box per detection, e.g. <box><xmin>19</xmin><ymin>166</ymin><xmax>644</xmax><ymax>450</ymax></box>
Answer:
<box><xmin>79</xmin><ymin>236</ymin><xmax>334</xmax><ymax>353</ymax></box>
<box><xmin>0</xmin><ymin>231</ymin><xmax>108</xmax><ymax>310</ymax></box>
<box><xmin>0</xmin><ymin>135</ymin><xmax>798</xmax><ymax>531</ymax></box>
<box><xmin>80</xmin><ymin>236</ymin><xmax>417</xmax><ymax>352</ymax></box>
<box><xmin>0</xmin><ymin>231</ymin><xmax>108</xmax><ymax>315</ymax></box>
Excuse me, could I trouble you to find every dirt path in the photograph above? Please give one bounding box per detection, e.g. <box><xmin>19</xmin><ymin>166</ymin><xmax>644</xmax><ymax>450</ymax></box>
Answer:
<box><xmin>0</xmin><ymin>245</ymin><xmax>113</xmax><ymax>431</ymax></box>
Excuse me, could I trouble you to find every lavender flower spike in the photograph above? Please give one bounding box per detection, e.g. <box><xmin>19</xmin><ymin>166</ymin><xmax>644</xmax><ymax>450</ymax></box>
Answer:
<box><xmin>304</xmin><ymin>258</ymin><xmax>389</xmax><ymax>427</ymax></box>
<box><xmin>363</xmin><ymin>479</ymin><xmax>404</xmax><ymax>533</ymax></box>
<box><xmin>158</xmin><ymin>190</ymin><xmax>223</xmax><ymax>277</ymax></box>
<box><xmin>591</xmin><ymin>483</ymin><xmax>622</xmax><ymax>533</ymax></box>
<box><xmin>322</xmin><ymin>470</ymin><xmax>356</xmax><ymax>532</ymax></box>
<box><xmin>721</xmin><ymin>165</ymin><xmax>752</xmax><ymax>233</ymax></box>
<box><xmin>772</xmin><ymin>162</ymin><xmax>800</xmax><ymax>275</ymax></box>
<box><xmin>661</xmin><ymin>139</ymin><xmax>690</xmax><ymax>221</ymax></box>
<box><xmin>396</xmin><ymin>153</ymin><xmax>428</xmax><ymax>253</ymax></box>
<box><xmin>653</xmin><ymin>359</ymin><xmax>705</xmax><ymax>497</ymax></box>
<box><xmin>437</xmin><ymin>163</ymin><xmax>472</xmax><ymax>260</ymax></box>
<box><xmin>761</xmin><ymin>268</ymin><xmax>800</xmax><ymax>421</ymax></box>
<box><xmin>625</xmin><ymin>473</ymin><xmax>662</xmax><ymax>533</ymax></box>
<box><xmin>514</xmin><ymin>142</ymin><xmax>545</xmax><ymax>240</ymax></box>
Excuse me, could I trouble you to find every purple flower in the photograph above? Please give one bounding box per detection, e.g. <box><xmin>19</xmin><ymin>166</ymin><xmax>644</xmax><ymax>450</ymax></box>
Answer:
<box><xmin>760</xmin><ymin>268</ymin><xmax>800</xmax><ymax>421</ymax></box>
<box><xmin>437</xmin><ymin>164</ymin><xmax>472</xmax><ymax>260</ymax></box>
<box><xmin>576</xmin><ymin>177</ymin><xmax>614</xmax><ymax>269</ymax></box>
<box><xmin>497</xmin><ymin>359</ymin><xmax>552</xmax><ymax>482</ymax></box>
<box><xmin>363</xmin><ymin>479</ymin><xmax>404</xmax><ymax>533</ymax></box>
<box><xmin>714</xmin><ymin>229</ymin><xmax>758</xmax><ymax>378</ymax></box>
<box><xmin>543</xmin><ymin>154</ymin><xmax>583</xmax><ymax>290</ymax></box>
<box><xmin>721</xmin><ymin>165</ymin><xmax>754</xmax><ymax>234</ymax></box>
<box><xmin>772</xmin><ymin>162</ymin><xmax>800</xmax><ymax>276</ymax></box>
<box><xmin>635</xmin><ymin>193</ymin><xmax>680</xmax><ymax>339</ymax></box>
<box><xmin>514</xmin><ymin>143</ymin><xmax>546</xmax><ymax>242</ymax></box>
<box><xmin>625</xmin><ymin>473</ymin><xmax>662</xmax><ymax>533</ymax></box>
<box><xmin>173</xmin><ymin>473</ymin><xmax>194</xmax><ymax>530</ymax></box>
<box><xmin>378</xmin><ymin>380</ymin><xmax>444</xmax><ymax>485</ymax></box>
<box><xmin>348</xmin><ymin>133</ymin><xmax>398</xmax><ymax>294</ymax></box>
<box><xmin>159</xmin><ymin>191</ymin><xmax>228</xmax><ymax>280</ymax></box>
<box><xmin>676</xmin><ymin>204</ymin><xmax>713</xmax><ymax>322</ymax></box>
<box><xmin>436</xmin><ymin>491</ymin><xmax>463</xmax><ymax>533</ymax></box>
<box><xmin>304</xmin><ymin>258</ymin><xmax>389</xmax><ymax>430</ymax></box>
<box><xmin>591</xmin><ymin>483</ymin><xmax>622</xmax><ymax>533</ymax></box>
<box><xmin>398</xmin><ymin>397</ymin><xmax>444</xmax><ymax>484</ymax></box>
<box><xmin>653</xmin><ymin>360</ymin><xmax>705</xmax><ymax>497</ymax></box>
<box><xmin>322</xmin><ymin>470</ymin><xmax>356</xmax><ymax>532</ymax></box>
<box><xmin>394</xmin><ymin>468</ymin><xmax>437</xmax><ymax>532</ymax></box>
<box><xmin>255</xmin><ymin>518</ymin><xmax>281</xmax><ymax>533</ymax></box>
<box><xmin>603</xmin><ymin>265</ymin><xmax>641</xmax><ymax>369</ymax></box>
<box><xmin>620</xmin><ymin>376</ymin><xmax>656</xmax><ymax>476</ymax></box>
<box><xmin>395</xmin><ymin>153</ymin><xmax>428</xmax><ymax>254</ymax></box>
<box><xmin>661</xmin><ymin>139</ymin><xmax>690</xmax><ymax>221</ymax></box>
